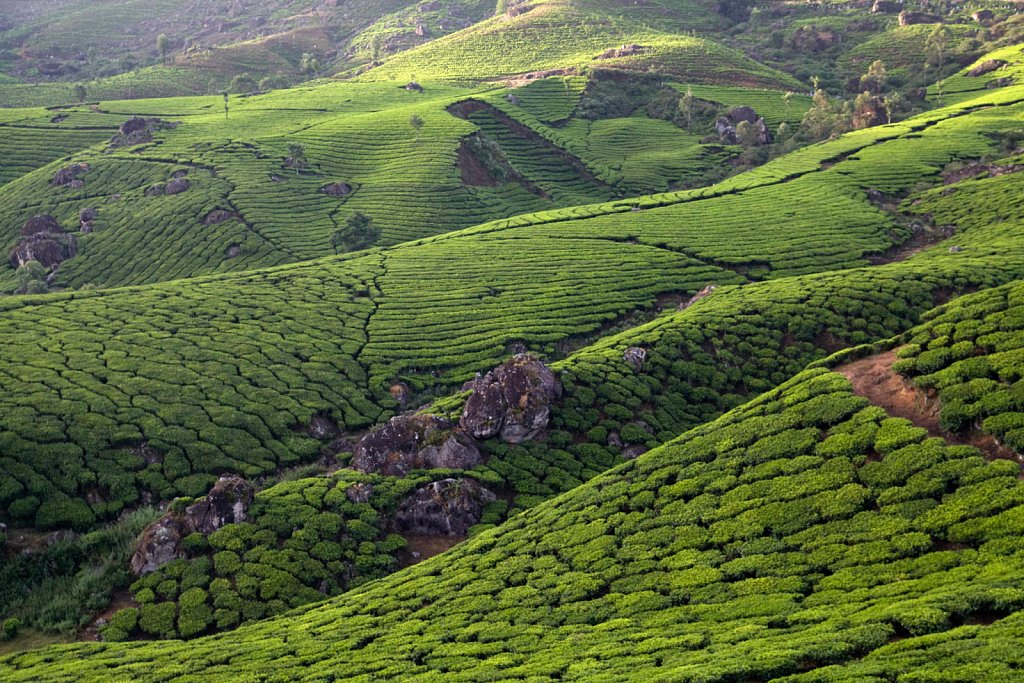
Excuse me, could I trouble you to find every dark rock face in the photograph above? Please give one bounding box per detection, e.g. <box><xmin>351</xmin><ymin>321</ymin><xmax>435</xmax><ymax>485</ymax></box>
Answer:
<box><xmin>165</xmin><ymin>178</ymin><xmax>190</xmax><ymax>195</ymax></box>
<box><xmin>79</xmin><ymin>207</ymin><xmax>98</xmax><ymax>224</ymax></box>
<box><xmin>204</xmin><ymin>209</ymin><xmax>236</xmax><ymax>225</ymax></box>
<box><xmin>898</xmin><ymin>10</ymin><xmax>940</xmax><ymax>25</ymax></box>
<box><xmin>972</xmin><ymin>9</ymin><xmax>994</xmax><ymax>22</ymax></box>
<box><xmin>405</xmin><ymin>82</ymin><xmax>424</xmax><ymax>92</ymax></box>
<box><xmin>988</xmin><ymin>76</ymin><xmax>1014</xmax><ymax>89</ymax></box>
<box><xmin>10</xmin><ymin>215</ymin><xmax>76</xmax><ymax>269</ymax></box>
<box><xmin>51</xmin><ymin>163</ymin><xmax>89</xmax><ymax>187</ymax></box>
<box><xmin>183</xmin><ymin>475</ymin><xmax>254</xmax><ymax>535</ymax></box>
<box><xmin>392</xmin><ymin>478</ymin><xmax>496</xmax><ymax>536</ymax></box>
<box><xmin>968</xmin><ymin>59</ymin><xmax>1006</xmax><ymax>77</ymax></box>
<box><xmin>716</xmin><ymin>107</ymin><xmax>772</xmax><ymax>146</ymax></box>
<box><xmin>130</xmin><ymin>517</ymin><xmax>183</xmax><ymax>576</ymax></box>
<box><xmin>352</xmin><ymin>414</ymin><xmax>482</xmax><ymax>477</ymax></box>
<box><xmin>320</xmin><ymin>182</ymin><xmax>353</xmax><ymax>197</ymax></box>
<box><xmin>460</xmin><ymin>354</ymin><xmax>562</xmax><ymax>443</ymax></box>
<box><xmin>224</xmin><ymin>243</ymin><xmax>242</xmax><ymax>259</ymax></box>
<box><xmin>943</xmin><ymin>162</ymin><xmax>1024</xmax><ymax>185</ymax></box>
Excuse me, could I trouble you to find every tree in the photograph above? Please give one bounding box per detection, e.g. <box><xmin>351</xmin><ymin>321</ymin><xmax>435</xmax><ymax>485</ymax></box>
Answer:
<box><xmin>800</xmin><ymin>85</ymin><xmax>851</xmax><ymax>141</ymax></box>
<box><xmin>331</xmin><ymin>212</ymin><xmax>380</xmax><ymax>253</ymax></box>
<box><xmin>496</xmin><ymin>0</ymin><xmax>509</xmax><ymax>15</ymax></box>
<box><xmin>157</xmin><ymin>34</ymin><xmax>171</xmax><ymax>64</ymax></box>
<box><xmin>782</xmin><ymin>91</ymin><xmax>794</xmax><ymax>120</ymax></box>
<box><xmin>883</xmin><ymin>91</ymin><xmax>909</xmax><ymax>124</ymax></box>
<box><xmin>229</xmin><ymin>73</ymin><xmax>257</xmax><ymax>95</ymax></box>
<box><xmin>13</xmin><ymin>261</ymin><xmax>49</xmax><ymax>295</ymax></box>
<box><xmin>259</xmin><ymin>75</ymin><xmax>290</xmax><ymax>91</ymax></box>
<box><xmin>926</xmin><ymin>25</ymin><xmax>951</xmax><ymax>103</ymax></box>
<box><xmin>679</xmin><ymin>87</ymin><xmax>695</xmax><ymax>133</ymax></box>
<box><xmin>735</xmin><ymin>120</ymin><xmax>761</xmax><ymax>147</ymax></box>
<box><xmin>287</xmin><ymin>143</ymin><xmax>307</xmax><ymax>174</ymax></box>
<box><xmin>73</xmin><ymin>83</ymin><xmax>88</xmax><ymax>103</ymax></box>
<box><xmin>222</xmin><ymin>91</ymin><xmax>229</xmax><ymax>120</ymax></box>
<box><xmin>409</xmin><ymin>114</ymin><xmax>425</xmax><ymax>136</ymax></box>
<box><xmin>300</xmin><ymin>53</ymin><xmax>320</xmax><ymax>75</ymax></box>
<box><xmin>860</xmin><ymin>60</ymin><xmax>888</xmax><ymax>95</ymax></box>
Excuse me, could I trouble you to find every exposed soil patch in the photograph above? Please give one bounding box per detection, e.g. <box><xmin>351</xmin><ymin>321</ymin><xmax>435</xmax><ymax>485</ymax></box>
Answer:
<box><xmin>865</xmin><ymin>225</ymin><xmax>954</xmax><ymax>265</ymax></box>
<box><xmin>490</xmin><ymin>68</ymin><xmax>578</xmax><ymax>88</ymax></box>
<box><xmin>457</xmin><ymin>138</ymin><xmax>500</xmax><ymax>186</ymax></box>
<box><xmin>398</xmin><ymin>534</ymin><xmax>463</xmax><ymax>567</ymax></box>
<box><xmin>836</xmin><ymin>350</ymin><xmax>1020</xmax><ymax>463</ymax></box>
<box><xmin>80</xmin><ymin>590</ymin><xmax>135</xmax><ymax>641</ymax></box>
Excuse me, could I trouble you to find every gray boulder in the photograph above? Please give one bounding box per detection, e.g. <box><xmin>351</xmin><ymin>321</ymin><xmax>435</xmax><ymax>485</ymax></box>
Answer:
<box><xmin>460</xmin><ymin>354</ymin><xmax>562</xmax><ymax>443</ymax></box>
<box><xmin>183</xmin><ymin>475</ymin><xmax>254</xmax><ymax>535</ymax></box>
<box><xmin>352</xmin><ymin>414</ymin><xmax>482</xmax><ymax>476</ymax></box>
<box><xmin>392</xmin><ymin>478</ymin><xmax>496</xmax><ymax>536</ymax></box>
<box><xmin>130</xmin><ymin>517</ymin><xmax>183</xmax><ymax>576</ymax></box>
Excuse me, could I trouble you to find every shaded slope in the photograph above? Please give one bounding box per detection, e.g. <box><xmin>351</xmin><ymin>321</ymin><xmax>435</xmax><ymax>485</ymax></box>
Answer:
<box><xmin>6</xmin><ymin>363</ymin><xmax>1024</xmax><ymax>680</ymax></box>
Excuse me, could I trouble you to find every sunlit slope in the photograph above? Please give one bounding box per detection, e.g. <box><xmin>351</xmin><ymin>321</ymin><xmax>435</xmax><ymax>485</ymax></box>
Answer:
<box><xmin>0</xmin><ymin>86</ymin><xmax>1021</xmax><ymax>529</ymax></box>
<box><xmin>356</xmin><ymin>0</ymin><xmax>799</xmax><ymax>87</ymax></box>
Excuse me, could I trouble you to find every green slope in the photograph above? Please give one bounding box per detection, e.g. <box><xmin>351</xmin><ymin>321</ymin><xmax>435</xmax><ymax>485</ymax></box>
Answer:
<box><xmin>8</xmin><ymin>298</ymin><xmax>1024</xmax><ymax>678</ymax></box>
<box><xmin>355</xmin><ymin>0</ymin><xmax>800</xmax><ymax>87</ymax></box>
<box><xmin>0</xmin><ymin>82</ymin><xmax>1021</xmax><ymax>531</ymax></box>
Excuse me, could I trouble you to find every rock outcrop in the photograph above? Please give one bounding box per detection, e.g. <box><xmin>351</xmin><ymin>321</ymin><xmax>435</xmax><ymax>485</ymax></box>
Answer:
<box><xmin>871</xmin><ymin>0</ymin><xmax>900</xmax><ymax>13</ymax></box>
<box><xmin>9</xmin><ymin>215</ymin><xmax>77</xmax><ymax>269</ymax></box>
<box><xmin>108</xmin><ymin>117</ymin><xmax>177</xmax><ymax>148</ymax></box>
<box><xmin>130</xmin><ymin>517</ymin><xmax>183</xmax><ymax>576</ymax></box>
<box><xmin>972</xmin><ymin>9</ymin><xmax>994</xmax><ymax>23</ymax></box>
<box><xmin>943</xmin><ymin>161</ymin><xmax>1024</xmax><ymax>185</ymax></box>
<box><xmin>968</xmin><ymin>59</ymin><xmax>1006</xmax><ymax>77</ymax></box>
<box><xmin>392</xmin><ymin>478</ymin><xmax>496</xmax><ymax>536</ymax></box>
<box><xmin>716</xmin><ymin>106</ymin><xmax>772</xmax><ymax>146</ymax></box>
<box><xmin>131</xmin><ymin>475</ymin><xmax>253</xmax><ymax>575</ymax></box>
<box><xmin>320</xmin><ymin>182</ymin><xmax>353</xmax><ymax>197</ymax></box>
<box><xmin>51</xmin><ymin>163</ymin><xmax>89</xmax><ymax>188</ymax></box>
<box><xmin>352</xmin><ymin>414</ymin><xmax>482</xmax><ymax>477</ymax></box>
<box><xmin>183</xmin><ymin>475</ymin><xmax>254</xmax><ymax>535</ymax></box>
<box><xmin>624</xmin><ymin>347</ymin><xmax>647</xmax><ymax>370</ymax></box>
<box><xmin>898</xmin><ymin>10</ymin><xmax>940</xmax><ymax>25</ymax></box>
<box><xmin>460</xmin><ymin>354</ymin><xmax>562</xmax><ymax>443</ymax></box>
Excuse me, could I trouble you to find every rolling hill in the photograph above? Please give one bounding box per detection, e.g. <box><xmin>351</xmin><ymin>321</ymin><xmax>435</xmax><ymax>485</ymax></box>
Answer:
<box><xmin>3</xmin><ymin>0</ymin><xmax>1024</xmax><ymax>678</ymax></box>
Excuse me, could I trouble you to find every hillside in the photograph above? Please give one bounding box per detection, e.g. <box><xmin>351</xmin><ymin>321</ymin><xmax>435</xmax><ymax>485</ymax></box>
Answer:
<box><xmin>4</xmin><ymin>0</ymin><xmax>1024</xmax><ymax>677</ymax></box>
<box><xmin>6</xmin><ymin>288</ymin><xmax>1024</xmax><ymax>678</ymax></box>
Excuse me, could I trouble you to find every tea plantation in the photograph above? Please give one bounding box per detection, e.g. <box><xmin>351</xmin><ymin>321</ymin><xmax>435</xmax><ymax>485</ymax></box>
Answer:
<box><xmin>0</xmin><ymin>82</ymin><xmax>1021</xmax><ymax>531</ymax></box>
<box><xmin>4</xmin><ymin>2</ymin><xmax>1024</xmax><ymax>676</ymax></box>
<box><xmin>8</xmin><ymin>354</ymin><xmax>1024</xmax><ymax>679</ymax></box>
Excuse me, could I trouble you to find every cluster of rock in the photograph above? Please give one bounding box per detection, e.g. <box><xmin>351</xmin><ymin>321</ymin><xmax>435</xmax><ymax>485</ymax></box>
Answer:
<box><xmin>596</xmin><ymin>43</ymin><xmax>645</xmax><ymax>60</ymax></box>
<box><xmin>715</xmin><ymin>106</ymin><xmax>772</xmax><ymax>146</ymax></box>
<box><xmin>108</xmin><ymin>117</ymin><xmax>176</xmax><ymax>149</ymax></box>
<box><xmin>9</xmin><ymin>215</ymin><xmax>77</xmax><ymax>270</ymax></box>
<box><xmin>130</xmin><ymin>475</ymin><xmax>254</xmax><ymax>575</ymax></box>
<box><xmin>145</xmin><ymin>172</ymin><xmax>190</xmax><ymax>197</ymax></box>
<box><xmin>351</xmin><ymin>354</ymin><xmax>561</xmax><ymax>538</ymax></box>
<box><xmin>320</xmin><ymin>182</ymin><xmax>353</xmax><ymax>197</ymax></box>
<box><xmin>52</xmin><ymin>163</ymin><xmax>89</xmax><ymax>189</ymax></box>
<box><xmin>943</xmin><ymin>161</ymin><xmax>1024</xmax><ymax>185</ymax></box>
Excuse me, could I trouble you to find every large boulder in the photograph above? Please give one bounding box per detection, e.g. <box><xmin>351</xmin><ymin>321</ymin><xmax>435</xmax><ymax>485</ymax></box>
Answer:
<box><xmin>392</xmin><ymin>478</ymin><xmax>496</xmax><ymax>536</ymax></box>
<box><xmin>183</xmin><ymin>475</ymin><xmax>254</xmax><ymax>535</ymax></box>
<box><xmin>715</xmin><ymin>107</ymin><xmax>772</xmax><ymax>146</ymax></box>
<box><xmin>51</xmin><ymin>163</ymin><xmax>89</xmax><ymax>187</ymax></box>
<box><xmin>898</xmin><ymin>10</ymin><xmax>941</xmax><ymax>25</ymax></box>
<box><xmin>460</xmin><ymin>354</ymin><xmax>562</xmax><ymax>443</ymax></box>
<box><xmin>968</xmin><ymin>59</ymin><xmax>1006</xmax><ymax>77</ymax></box>
<box><xmin>352</xmin><ymin>414</ymin><xmax>482</xmax><ymax>477</ymax></box>
<box><xmin>130</xmin><ymin>517</ymin><xmax>183</xmax><ymax>576</ymax></box>
<box><xmin>871</xmin><ymin>0</ymin><xmax>900</xmax><ymax>13</ymax></box>
<box><xmin>9</xmin><ymin>215</ymin><xmax>76</xmax><ymax>269</ymax></box>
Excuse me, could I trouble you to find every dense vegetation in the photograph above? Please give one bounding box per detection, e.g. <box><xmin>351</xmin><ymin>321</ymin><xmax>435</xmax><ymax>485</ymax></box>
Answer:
<box><xmin>4</xmin><ymin>0</ymin><xmax>1024</xmax><ymax>677</ymax></box>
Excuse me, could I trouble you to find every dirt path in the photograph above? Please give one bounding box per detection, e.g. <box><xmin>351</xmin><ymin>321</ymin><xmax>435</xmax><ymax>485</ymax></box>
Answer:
<box><xmin>836</xmin><ymin>350</ymin><xmax>1019</xmax><ymax>463</ymax></box>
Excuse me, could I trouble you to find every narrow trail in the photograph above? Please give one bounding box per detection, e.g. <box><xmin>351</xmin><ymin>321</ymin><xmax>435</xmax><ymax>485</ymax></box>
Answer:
<box><xmin>836</xmin><ymin>349</ymin><xmax>1019</xmax><ymax>463</ymax></box>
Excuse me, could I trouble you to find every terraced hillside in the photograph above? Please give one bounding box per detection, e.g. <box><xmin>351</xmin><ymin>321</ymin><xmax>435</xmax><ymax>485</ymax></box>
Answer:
<box><xmin>9</xmin><ymin>280</ymin><xmax>1024</xmax><ymax>678</ymax></box>
<box><xmin>0</xmin><ymin>79</ymin><xmax>1020</xmax><ymax>530</ymax></box>
<box><xmin>0</xmin><ymin>71</ymin><xmax>821</xmax><ymax>293</ymax></box>
<box><xmin>5</xmin><ymin>3</ymin><xmax>1024</xmax><ymax>674</ymax></box>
